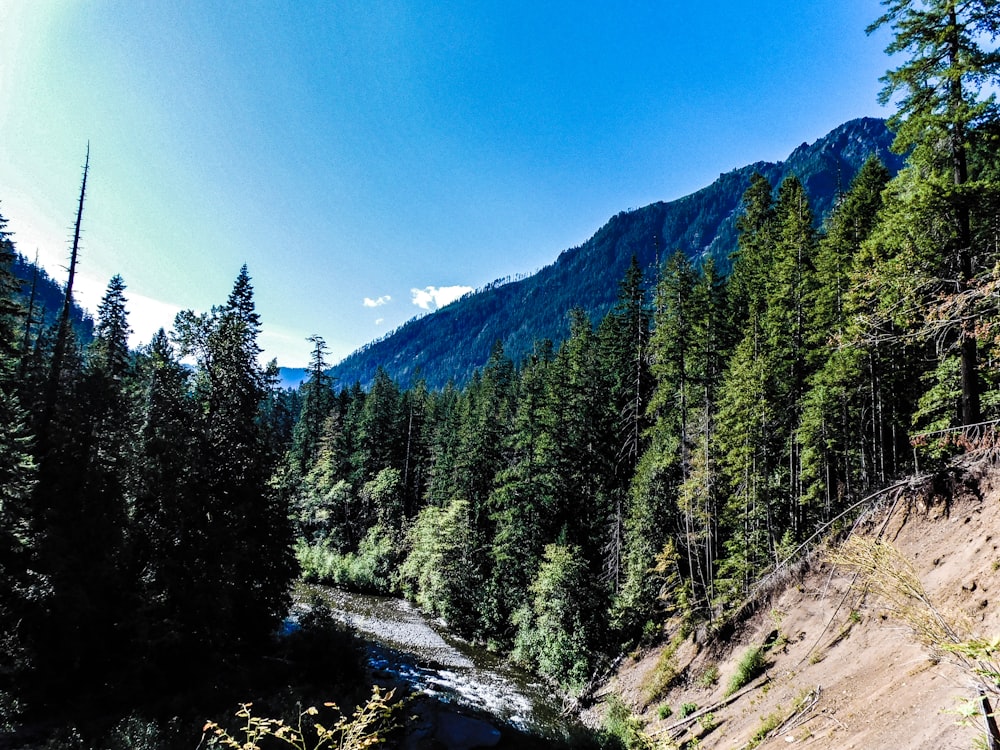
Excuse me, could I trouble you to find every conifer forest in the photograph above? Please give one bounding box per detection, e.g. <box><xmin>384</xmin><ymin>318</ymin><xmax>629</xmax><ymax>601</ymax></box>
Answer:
<box><xmin>4</xmin><ymin>1</ymin><xmax>1000</xmax><ymax>747</ymax></box>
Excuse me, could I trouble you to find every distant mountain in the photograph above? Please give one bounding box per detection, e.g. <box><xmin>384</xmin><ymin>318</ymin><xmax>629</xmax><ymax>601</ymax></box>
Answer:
<box><xmin>327</xmin><ymin>117</ymin><xmax>906</xmax><ymax>391</ymax></box>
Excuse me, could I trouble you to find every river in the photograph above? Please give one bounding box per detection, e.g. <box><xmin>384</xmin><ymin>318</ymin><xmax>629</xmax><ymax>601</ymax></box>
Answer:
<box><xmin>295</xmin><ymin>584</ymin><xmax>578</xmax><ymax>741</ymax></box>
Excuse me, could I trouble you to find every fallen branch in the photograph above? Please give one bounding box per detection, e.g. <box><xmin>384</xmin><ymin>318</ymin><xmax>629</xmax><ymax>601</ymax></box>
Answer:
<box><xmin>649</xmin><ymin>673</ymin><xmax>771</xmax><ymax>737</ymax></box>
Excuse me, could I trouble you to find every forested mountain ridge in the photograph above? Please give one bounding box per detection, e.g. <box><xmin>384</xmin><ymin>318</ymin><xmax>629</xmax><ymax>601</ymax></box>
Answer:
<box><xmin>329</xmin><ymin>117</ymin><xmax>905</xmax><ymax>390</ymax></box>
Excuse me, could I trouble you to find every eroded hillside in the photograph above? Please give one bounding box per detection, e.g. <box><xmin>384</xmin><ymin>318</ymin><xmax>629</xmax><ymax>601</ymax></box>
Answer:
<box><xmin>585</xmin><ymin>457</ymin><xmax>1000</xmax><ymax>749</ymax></box>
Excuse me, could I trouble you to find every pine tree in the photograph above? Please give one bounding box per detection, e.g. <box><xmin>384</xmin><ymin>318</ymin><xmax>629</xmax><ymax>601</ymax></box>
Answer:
<box><xmin>869</xmin><ymin>0</ymin><xmax>1000</xmax><ymax>424</ymax></box>
<box><xmin>487</xmin><ymin>343</ymin><xmax>557</xmax><ymax>641</ymax></box>
<box><xmin>0</xmin><ymin>208</ymin><xmax>36</xmax><ymax>717</ymax></box>
<box><xmin>172</xmin><ymin>267</ymin><xmax>294</xmax><ymax>655</ymax></box>
<box><xmin>597</xmin><ymin>258</ymin><xmax>653</xmax><ymax>593</ymax></box>
<box><xmin>616</xmin><ymin>250</ymin><xmax>717</xmax><ymax>630</ymax></box>
<box><xmin>0</xmin><ymin>207</ymin><xmax>25</xmax><ymax>364</ymax></box>
<box><xmin>799</xmin><ymin>157</ymin><xmax>893</xmax><ymax>517</ymax></box>
<box><xmin>290</xmin><ymin>334</ymin><xmax>335</xmax><ymax>475</ymax></box>
<box><xmin>350</xmin><ymin>366</ymin><xmax>404</xmax><ymax>488</ymax></box>
<box><xmin>128</xmin><ymin>328</ymin><xmax>207</xmax><ymax>687</ymax></box>
<box><xmin>762</xmin><ymin>176</ymin><xmax>818</xmax><ymax>538</ymax></box>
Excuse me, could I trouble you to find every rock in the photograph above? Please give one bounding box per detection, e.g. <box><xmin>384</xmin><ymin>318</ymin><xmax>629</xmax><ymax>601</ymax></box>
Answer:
<box><xmin>434</xmin><ymin>711</ymin><xmax>502</xmax><ymax>750</ymax></box>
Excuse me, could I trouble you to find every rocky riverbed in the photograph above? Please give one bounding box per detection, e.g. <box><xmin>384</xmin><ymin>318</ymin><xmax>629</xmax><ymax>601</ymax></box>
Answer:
<box><xmin>294</xmin><ymin>584</ymin><xmax>585</xmax><ymax>748</ymax></box>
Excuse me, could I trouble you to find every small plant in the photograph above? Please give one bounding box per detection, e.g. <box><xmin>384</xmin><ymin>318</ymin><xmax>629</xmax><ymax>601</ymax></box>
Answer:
<box><xmin>203</xmin><ymin>686</ymin><xmax>399</xmax><ymax>750</ymax></box>
<box><xmin>680</xmin><ymin>702</ymin><xmax>698</xmax><ymax>717</ymax></box>
<box><xmin>726</xmin><ymin>646</ymin><xmax>767</xmax><ymax>696</ymax></box>
<box><xmin>745</xmin><ymin>711</ymin><xmax>783</xmax><ymax>749</ymax></box>
<box><xmin>696</xmin><ymin>664</ymin><xmax>719</xmax><ymax>688</ymax></box>
<box><xmin>696</xmin><ymin>712</ymin><xmax>716</xmax><ymax>731</ymax></box>
<box><xmin>657</xmin><ymin>704</ymin><xmax>673</xmax><ymax>720</ymax></box>
<box><xmin>849</xmin><ymin>609</ymin><xmax>862</xmax><ymax>624</ymax></box>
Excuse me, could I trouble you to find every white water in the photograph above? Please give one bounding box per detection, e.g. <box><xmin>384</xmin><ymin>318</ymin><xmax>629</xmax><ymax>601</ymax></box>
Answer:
<box><xmin>296</xmin><ymin>584</ymin><xmax>568</xmax><ymax>736</ymax></box>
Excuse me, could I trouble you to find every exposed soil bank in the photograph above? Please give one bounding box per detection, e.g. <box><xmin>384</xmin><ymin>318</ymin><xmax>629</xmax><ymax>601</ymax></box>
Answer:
<box><xmin>584</xmin><ymin>457</ymin><xmax>1000</xmax><ymax>749</ymax></box>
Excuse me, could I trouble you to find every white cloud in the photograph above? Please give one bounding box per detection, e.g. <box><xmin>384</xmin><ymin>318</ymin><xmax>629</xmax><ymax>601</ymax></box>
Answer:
<box><xmin>363</xmin><ymin>295</ymin><xmax>391</xmax><ymax>308</ymax></box>
<box><xmin>375</xmin><ymin>318</ymin><xmax>384</xmax><ymax>326</ymax></box>
<box><xmin>411</xmin><ymin>285</ymin><xmax>474</xmax><ymax>310</ymax></box>
<box><xmin>124</xmin><ymin>290</ymin><xmax>183</xmax><ymax>347</ymax></box>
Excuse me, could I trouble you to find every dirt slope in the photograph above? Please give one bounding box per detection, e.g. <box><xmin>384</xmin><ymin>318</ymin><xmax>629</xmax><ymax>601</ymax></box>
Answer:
<box><xmin>584</xmin><ymin>457</ymin><xmax>1000</xmax><ymax>749</ymax></box>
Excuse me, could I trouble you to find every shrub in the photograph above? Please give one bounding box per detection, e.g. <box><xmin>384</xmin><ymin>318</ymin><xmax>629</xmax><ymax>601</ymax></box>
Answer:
<box><xmin>295</xmin><ymin>524</ymin><xmax>398</xmax><ymax>594</ymax></box>
<box><xmin>746</xmin><ymin>711</ymin><xmax>782</xmax><ymax>749</ymax></box>
<box><xmin>696</xmin><ymin>664</ymin><xmax>719</xmax><ymax>688</ymax></box>
<box><xmin>640</xmin><ymin>629</ymin><xmax>688</xmax><ymax>706</ymax></box>
<box><xmin>726</xmin><ymin>646</ymin><xmax>766</xmax><ymax>696</ymax></box>
<box><xmin>602</xmin><ymin>694</ymin><xmax>656</xmax><ymax>750</ymax></box>
<box><xmin>203</xmin><ymin>686</ymin><xmax>400</xmax><ymax>750</ymax></box>
<box><xmin>511</xmin><ymin>544</ymin><xmax>595</xmax><ymax>694</ymax></box>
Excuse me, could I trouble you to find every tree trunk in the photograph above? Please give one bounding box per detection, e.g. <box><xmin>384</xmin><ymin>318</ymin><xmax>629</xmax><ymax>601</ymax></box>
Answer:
<box><xmin>948</xmin><ymin>6</ymin><xmax>981</xmax><ymax>425</ymax></box>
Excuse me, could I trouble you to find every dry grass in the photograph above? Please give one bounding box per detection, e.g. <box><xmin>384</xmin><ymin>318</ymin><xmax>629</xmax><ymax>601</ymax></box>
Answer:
<box><xmin>828</xmin><ymin>535</ymin><xmax>1000</xmax><ymax>693</ymax></box>
<box><xmin>828</xmin><ymin>536</ymin><xmax>962</xmax><ymax>654</ymax></box>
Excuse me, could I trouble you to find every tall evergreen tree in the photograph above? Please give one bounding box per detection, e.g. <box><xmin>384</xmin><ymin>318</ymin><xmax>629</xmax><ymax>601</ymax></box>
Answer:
<box><xmin>487</xmin><ymin>343</ymin><xmax>557</xmax><ymax>641</ymax></box>
<box><xmin>128</xmin><ymin>328</ymin><xmax>207</xmax><ymax>687</ymax></box>
<box><xmin>597</xmin><ymin>258</ymin><xmax>653</xmax><ymax>593</ymax></box>
<box><xmin>172</xmin><ymin>266</ymin><xmax>294</xmax><ymax>654</ymax></box>
<box><xmin>799</xmin><ymin>157</ymin><xmax>893</xmax><ymax>517</ymax></box>
<box><xmin>0</xmin><ymin>207</ymin><xmax>24</xmax><ymax>363</ymax></box>
<box><xmin>0</xmin><ymin>209</ymin><xmax>36</xmax><ymax>717</ymax></box>
<box><xmin>869</xmin><ymin>0</ymin><xmax>1000</xmax><ymax>424</ymax></box>
<box><xmin>290</xmin><ymin>334</ymin><xmax>335</xmax><ymax>475</ymax></box>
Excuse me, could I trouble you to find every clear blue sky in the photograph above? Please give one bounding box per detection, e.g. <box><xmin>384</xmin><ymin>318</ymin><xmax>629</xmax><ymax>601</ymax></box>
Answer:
<box><xmin>0</xmin><ymin>1</ymin><xmax>892</xmax><ymax>367</ymax></box>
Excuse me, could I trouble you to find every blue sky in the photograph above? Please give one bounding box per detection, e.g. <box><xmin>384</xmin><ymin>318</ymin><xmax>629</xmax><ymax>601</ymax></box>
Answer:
<box><xmin>0</xmin><ymin>1</ymin><xmax>892</xmax><ymax>367</ymax></box>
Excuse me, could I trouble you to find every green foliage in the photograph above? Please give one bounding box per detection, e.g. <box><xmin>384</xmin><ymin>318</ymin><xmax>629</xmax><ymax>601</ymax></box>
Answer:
<box><xmin>640</xmin><ymin>629</ymin><xmax>687</xmax><ymax>706</ymax></box>
<box><xmin>399</xmin><ymin>497</ymin><xmax>481</xmax><ymax>631</ymax></box>
<box><xmin>3</xmin><ymin>48</ymin><xmax>1000</xmax><ymax>743</ymax></box>
<box><xmin>512</xmin><ymin>543</ymin><xmax>597</xmax><ymax>694</ymax></box>
<box><xmin>602</xmin><ymin>694</ymin><xmax>657</xmax><ymax>750</ymax></box>
<box><xmin>296</xmin><ymin>523</ymin><xmax>398</xmax><ymax>593</ymax></box>
<box><xmin>695</xmin><ymin>665</ymin><xmax>719</xmax><ymax>689</ymax></box>
<box><xmin>103</xmin><ymin>714</ymin><xmax>169</xmax><ymax>750</ymax></box>
<box><xmin>725</xmin><ymin>646</ymin><xmax>767</xmax><ymax>696</ymax></box>
<box><xmin>642</xmin><ymin>649</ymin><xmax>680</xmax><ymax>707</ymax></box>
<box><xmin>745</xmin><ymin>711</ymin><xmax>783</xmax><ymax>750</ymax></box>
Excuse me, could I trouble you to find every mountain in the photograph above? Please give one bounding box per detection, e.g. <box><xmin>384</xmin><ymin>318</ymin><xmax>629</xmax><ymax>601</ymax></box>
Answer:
<box><xmin>328</xmin><ymin>117</ymin><xmax>906</xmax><ymax>391</ymax></box>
